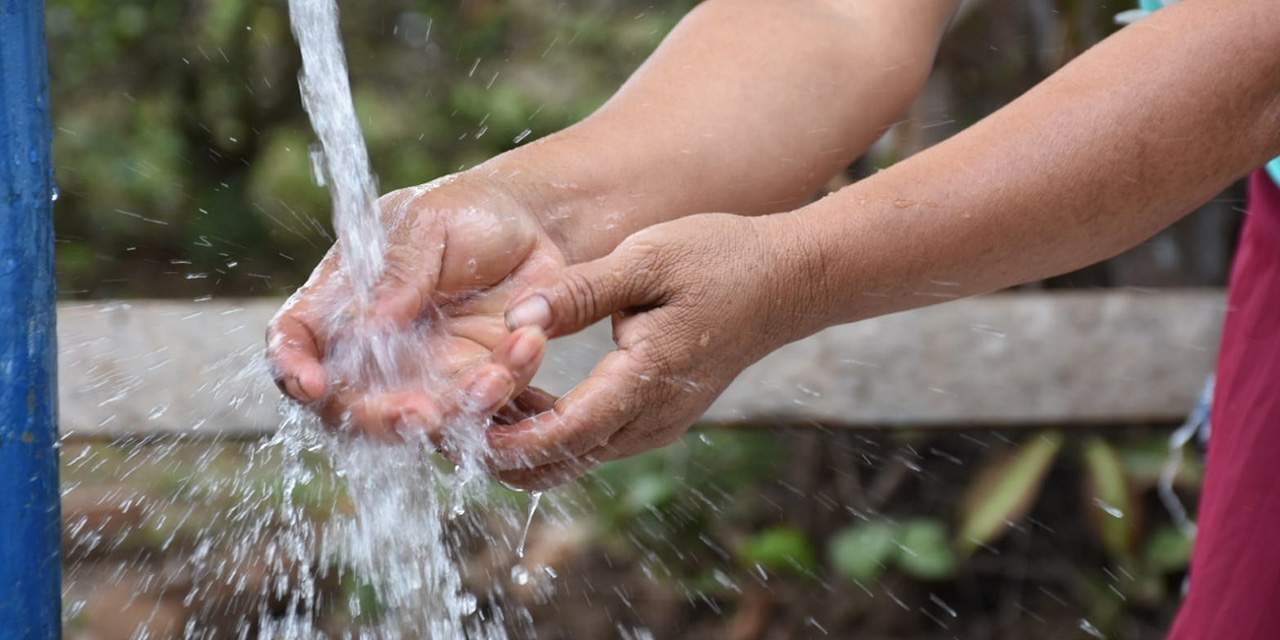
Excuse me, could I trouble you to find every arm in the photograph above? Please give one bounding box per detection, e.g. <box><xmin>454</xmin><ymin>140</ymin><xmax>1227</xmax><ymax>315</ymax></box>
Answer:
<box><xmin>266</xmin><ymin>0</ymin><xmax>957</xmax><ymax>437</ymax></box>
<box><xmin>779</xmin><ymin>0</ymin><xmax>1280</xmax><ymax>335</ymax></box>
<box><xmin>491</xmin><ymin>0</ymin><xmax>1280</xmax><ymax>488</ymax></box>
<box><xmin>494</xmin><ymin>0</ymin><xmax>958</xmax><ymax>263</ymax></box>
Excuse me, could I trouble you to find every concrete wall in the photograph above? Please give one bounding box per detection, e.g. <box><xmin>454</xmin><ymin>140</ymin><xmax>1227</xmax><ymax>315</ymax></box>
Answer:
<box><xmin>58</xmin><ymin>290</ymin><xmax>1225</xmax><ymax>438</ymax></box>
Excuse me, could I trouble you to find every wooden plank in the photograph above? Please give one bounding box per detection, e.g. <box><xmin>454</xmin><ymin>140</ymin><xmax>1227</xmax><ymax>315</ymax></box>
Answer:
<box><xmin>57</xmin><ymin>290</ymin><xmax>1225</xmax><ymax>438</ymax></box>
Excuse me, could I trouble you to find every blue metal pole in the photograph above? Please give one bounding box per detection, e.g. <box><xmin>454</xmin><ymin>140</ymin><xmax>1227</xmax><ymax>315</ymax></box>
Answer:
<box><xmin>0</xmin><ymin>0</ymin><xmax>62</xmax><ymax>638</ymax></box>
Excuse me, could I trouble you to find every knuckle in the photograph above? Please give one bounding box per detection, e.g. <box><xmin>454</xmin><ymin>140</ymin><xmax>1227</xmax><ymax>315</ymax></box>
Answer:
<box><xmin>621</xmin><ymin>233</ymin><xmax>667</xmax><ymax>272</ymax></box>
<box><xmin>376</xmin><ymin>188</ymin><xmax>420</xmax><ymax>223</ymax></box>
<box><xmin>557</xmin><ymin>270</ymin><xmax>602</xmax><ymax>328</ymax></box>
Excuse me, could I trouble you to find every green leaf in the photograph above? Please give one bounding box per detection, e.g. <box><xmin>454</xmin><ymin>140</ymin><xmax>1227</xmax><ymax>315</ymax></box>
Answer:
<box><xmin>1144</xmin><ymin>526</ymin><xmax>1195</xmax><ymax>574</ymax></box>
<box><xmin>1119</xmin><ymin>437</ymin><xmax>1203</xmax><ymax>490</ymax></box>
<box><xmin>896</xmin><ymin>519</ymin><xmax>956</xmax><ymax>581</ymax></box>
<box><xmin>957</xmin><ymin>432</ymin><xmax>1064</xmax><ymax>555</ymax></box>
<box><xmin>828</xmin><ymin>521</ymin><xmax>897</xmax><ymax>584</ymax></box>
<box><xmin>1080</xmin><ymin>437</ymin><xmax>1138</xmax><ymax>561</ymax></box>
<box><xmin>738</xmin><ymin>526</ymin><xmax>818</xmax><ymax>576</ymax></box>
<box><xmin>339</xmin><ymin>572</ymin><xmax>385</xmax><ymax>621</ymax></box>
<box><xmin>620</xmin><ymin>473</ymin><xmax>679</xmax><ymax>515</ymax></box>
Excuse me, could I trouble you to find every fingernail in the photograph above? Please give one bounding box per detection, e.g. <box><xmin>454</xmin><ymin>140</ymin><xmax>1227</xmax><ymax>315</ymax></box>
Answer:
<box><xmin>468</xmin><ymin>370</ymin><xmax>515</xmax><ymax>410</ymax></box>
<box><xmin>391</xmin><ymin>400</ymin><xmax>439</xmax><ymax>439</ymax></box>
<box><xmin>284</xmin><ymin>376</ymin><xmax>306</xmax><ymax>402</ymax></box>
<box><xmin>505</xmin><ymin>295</ymin><xmax>551</xmax><ymax>331</ymax></box>
<box><xmin>297</xmin><ymin>367</ymin><xmax>327</xmax><ymax>403</ymax></box>
<box><xmin>391</xmin><ymin>410</ymin><xmax>422</xmax><ymax>441</ymax></box>
<box><xmin>507</xmin><ymin>327</ymin><xmax>544</xmax><ymax>368</ymax></box>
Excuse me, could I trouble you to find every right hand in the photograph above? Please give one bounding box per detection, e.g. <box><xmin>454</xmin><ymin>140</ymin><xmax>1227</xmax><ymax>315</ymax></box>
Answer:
<box><xmin>266</xmin><ymin>168</ymin><xmax>568</xmax><ymax>445</ymax></box>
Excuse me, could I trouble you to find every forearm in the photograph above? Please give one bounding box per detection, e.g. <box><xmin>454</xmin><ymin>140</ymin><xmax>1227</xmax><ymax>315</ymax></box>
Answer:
<box><xmin>773</xmin><ymin>0</ymin><xmax>1280</xmax><ymax>337</ymax></box>
<box><xmin>482</xmin><ymin>0</ymin><xmax>956</xmax><ymax>263</ymax></box>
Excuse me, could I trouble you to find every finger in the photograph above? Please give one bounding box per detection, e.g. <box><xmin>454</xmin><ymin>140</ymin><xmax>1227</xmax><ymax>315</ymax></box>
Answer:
<box><xmin>438</xmin><ymin>326</ymin><xmax>546</xmax><ymax>419</ymax></box>
<box><xmin>504</xmin><ymin>249</ymin><xmax>658</xmax><ymax>338</ymax></box>
<box><xmin>326</xmin><ymin>329</ymin><xmax>549</xmax><ymax>448</ymax></box>
<box><xmin>321</xmin><ymin>389</ymin><xmax>443</xmax><ymax>444</ymax></box>
<box><xmin>368</xmin><ymin>229</ymin><xmax>446</xmax><ymax>327</ymax></box>
<box><xmin>266</xmin><ymin>310</ymin><xmax>329</xmax><ymax>403</ymax></box>
<box><xmin>496</xmin><ymin>457</ymin><xmax>600</xmax><ymax>492</ymax></box>
<box><xmin>266</xmin><ymin>250</ymin><xmax>350</xmax><ymax>403</ymax></box>
<box><xmin>494</xmin><ymin>422</ymin><xmax>682</xmax><ymax>490</ymax></box>
<box><xmin>494</xmin><ymin>386</ymin><xmax>559</xmax><ymax>425</ymax></box>
<box><xmin>485</xmin><ymin>348</ymin><xmax>644</xmax><ymax>471</ymax></box>
<box><xmin>487</xmin><ymin>326</ymin><xmax>547</xmax><ymax>392</ymax></box>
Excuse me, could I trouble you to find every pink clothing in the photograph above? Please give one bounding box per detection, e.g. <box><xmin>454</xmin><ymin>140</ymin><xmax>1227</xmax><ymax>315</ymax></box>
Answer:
<box><xmin>1167</xmin><ymin>170</ymin><xmax>1280</xmax><ymax>639</ymax></box>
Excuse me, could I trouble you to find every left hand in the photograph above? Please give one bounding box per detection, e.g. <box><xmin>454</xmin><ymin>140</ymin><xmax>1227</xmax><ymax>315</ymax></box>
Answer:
<box><xmin>266</xmin><ymin>172</ymin><xmax>566</xmax><ymax>446</ymax></box>
<box><xmin>489</xmin><ymin>212</ymin><xmax>817</xmax><ymax>490</ymax></box>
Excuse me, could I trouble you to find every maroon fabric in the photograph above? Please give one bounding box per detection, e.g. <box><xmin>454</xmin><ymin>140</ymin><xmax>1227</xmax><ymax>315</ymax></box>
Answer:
<box><xmin>1168</xmin><ymin>171</ymin><xmax>1280</xmax><ymax>640</ymax></box>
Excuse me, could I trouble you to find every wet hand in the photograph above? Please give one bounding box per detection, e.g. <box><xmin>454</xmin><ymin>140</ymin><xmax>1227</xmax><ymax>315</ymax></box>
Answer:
<box><xmin>266</xmin><ymin>171</ymin><xmax>567</xmax><ymax>444</ymax></box>
<box><xmin>490</xmin><ymin>213</ymin><xmax>813</xmax><ymax>489</ymax></box>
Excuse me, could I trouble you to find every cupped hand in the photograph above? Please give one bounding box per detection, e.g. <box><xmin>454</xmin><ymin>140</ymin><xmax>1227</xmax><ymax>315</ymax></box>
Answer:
<box><xmin>266</xmin><ymin>170</ymin><xmax>568</xmax><ymax>445</ymax></box>
<box><xmin>490</xmin><ymin>212</ymin><xmax>815</xmax><ymax>489</ymax></box>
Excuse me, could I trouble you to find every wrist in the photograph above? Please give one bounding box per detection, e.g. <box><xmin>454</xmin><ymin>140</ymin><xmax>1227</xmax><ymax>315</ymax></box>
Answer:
<box><xmin>750</xmin><ymin>210</ymin><xmax>840</xmax><ymax>346</ymax></box>
<box><xmin>470</xmin><ymin>131</ymin><xmax>639</xmax><ymax>265</ymax></box>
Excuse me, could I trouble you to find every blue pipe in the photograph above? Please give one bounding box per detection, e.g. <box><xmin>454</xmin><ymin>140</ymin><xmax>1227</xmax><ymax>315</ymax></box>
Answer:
<box><xmin>0</xmin><ymin>0</ymin><xmax>62</xmax><ymax>638</ymax></box>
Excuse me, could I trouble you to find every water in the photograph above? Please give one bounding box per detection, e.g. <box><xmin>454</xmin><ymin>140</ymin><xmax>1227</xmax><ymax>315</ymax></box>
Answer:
<box><xmin>201</xmin><ymin>0</ymin><xmax>531</xmax><ymax>637</ymax></box>
<box><xmin>289</xmin><ymin>0</ymin><xmax>385</xmax><ymax>301</ymax></box>
<box><xmin>256</xmin><ymin>414</ymin><xmax>509</xmax><ymax>639</ymax></box>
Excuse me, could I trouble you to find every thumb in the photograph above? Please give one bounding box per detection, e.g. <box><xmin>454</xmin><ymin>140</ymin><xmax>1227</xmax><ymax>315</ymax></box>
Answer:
<box><xmin>367</xmin><ymin>236</ymin><xmax>445</xmax><ymax>327</ymax></box>
<box><xmin>504</xmin><ymin>252</ymin><xmax>657</xmax><ymax>338</ymax></box>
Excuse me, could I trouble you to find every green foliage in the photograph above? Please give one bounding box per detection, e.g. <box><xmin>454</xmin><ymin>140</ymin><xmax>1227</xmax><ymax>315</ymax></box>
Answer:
<box><xmin>579</xmin><ymin>428</ymin><xmax>781</xmax><ymax>587</ymax></box>
<box><xmin>737</xmin><ymin>526</ymin><xmax>818</xmax><ymax>577</ymax></box>
<box><xmin>957</xmin><ymin>431</ymin><xmax>1064</xmax><ymax>555</ymax></box>
<box><xmin>1143</xmin><ymin>526</ymin><xmax>1194</xmax><ymax>574</ymax></box>
<box><xmin>952</xmin><ymin>431</ymin><xmax>1202</xmax><ymax>637</ymax></box>
<box><xmin>47</xmin><ymin>0</ymin><xmax>690</xmax><ymax>299</ymax></box>
<box><xmin>338</xmin><ymin>572</ymin><xmax>386</xmax><ymax>622</ymax></box>
<box><xmin>1119</xmin><ymin>436</ymin><xmax>1203</xmax><ymax>490</ymax></box>
<box><xmin>1080</xmin><ymin>437</ymin><xmax>1138</xmax><ymax>561</ymax></box>
<box><xmin>829</xmin><ymin>518</ymin><xmax>955</xmax><ymax>584</ymax></box>
<box><xmin>895</xmin><ymin>519</ymin><xmax>955</xmax><ymax>581</ymax></box>
<box><xmin>828</xmin><ymin>520</ymin><xmax>896</xmax><ymax>583</ymax></box>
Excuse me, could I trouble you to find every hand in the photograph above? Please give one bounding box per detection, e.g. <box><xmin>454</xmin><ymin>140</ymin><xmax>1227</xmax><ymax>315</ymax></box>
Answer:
<box><xmin>266</xmin><ymin>169</ymin><xmax>567</xmax><ymax>446</ymax></box>
<box><xmin>490</xmin><ymin>212</ymin><xmax>814</xmax><ymax>489</ymax></box>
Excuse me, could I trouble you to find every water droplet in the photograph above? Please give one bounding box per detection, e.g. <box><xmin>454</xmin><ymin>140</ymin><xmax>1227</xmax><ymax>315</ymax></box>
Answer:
<box><xmin>458</xmin><ymin>592</ymin><xmax>477</xmax><ymax>615</ymax></box>
<box><xmin>1079</xmin><ymin>618</ymin><xmax>1107</xmax><ymax>638</ymax></box>
<box><xmin>516</xmin><ymin>491</ymin><xmax>541</xmax><ymax>558</ymax></box>
<box><xmin>50</xmin><ymin>184</ymin><xmax>60</xmax><ymax>202</ymax></box>
<box><xmin>308</xmin><ymin>144</ymin><xmax>327</xmax><ymax>188</ymax></box>
<box><xmin>803</xmin><ymin>617</ymin><xmax>829</xmax><ymax>635</ymax></box>
<box><xmin>510</xmin><ymin>564</ymin><xmax>530</xmax><ymax>586</ymax></box>
<box><xmin>1093</xmin><ymin>498</ymin><xmax>1124</xmax><ymax>519</ymax></box>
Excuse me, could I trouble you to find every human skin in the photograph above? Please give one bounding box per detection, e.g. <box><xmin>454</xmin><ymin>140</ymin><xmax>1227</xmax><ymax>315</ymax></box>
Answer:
<box><xmin>493</xmin><ymin>0</ymin><xmax>1280</xmax><ymax>489</ymax></box>
<box><xmin>266</xmin><ymin>0</ymin><xmax>956</xmax><ymax>441</ymax></box>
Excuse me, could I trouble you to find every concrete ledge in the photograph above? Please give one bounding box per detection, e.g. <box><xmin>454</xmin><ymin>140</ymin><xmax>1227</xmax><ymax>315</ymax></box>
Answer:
<box><xmin>57</xmin><ymin>290</ymin><xmax>1226</xmax><ymax>438</ymax></box>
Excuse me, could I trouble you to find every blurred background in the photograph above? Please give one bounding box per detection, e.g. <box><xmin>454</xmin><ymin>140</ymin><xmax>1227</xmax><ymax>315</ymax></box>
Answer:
<box><xmin>50</xmin><ymin>0</ymin><xmax>1232</xmax><ymax>638</ymax></box>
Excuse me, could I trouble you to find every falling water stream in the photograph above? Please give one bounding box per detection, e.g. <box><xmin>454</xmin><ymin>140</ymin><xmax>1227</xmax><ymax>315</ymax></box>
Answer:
<box><xmin>194</xmin><ymin>0</ymin><xmax>533</xmax><ymax>637</ymax></box>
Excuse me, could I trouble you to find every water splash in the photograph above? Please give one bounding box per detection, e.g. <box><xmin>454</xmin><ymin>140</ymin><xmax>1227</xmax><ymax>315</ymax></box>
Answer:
<box><xmin>255</xmin><ymin>409</ymin><xmax>509</xmax><ymax>639</ymax></box>
<box><xmin>516</xmin><ymin>491</ymin><xmax>542</xmax><ymax>560</ymax></box>
<box><xmin>289</xmin><ymin>0</ymin><xmax>384</xmax><ymax>301</ymax></box>
<box><xmin>186</xmin><ymin>0</ymin><xmax>532</xmax><ymax>637</ymax></box>
<box><xmin>1078</xmin><ymin>618</ymin><xmax>1107</xmax><ymax>639</ymax></box>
